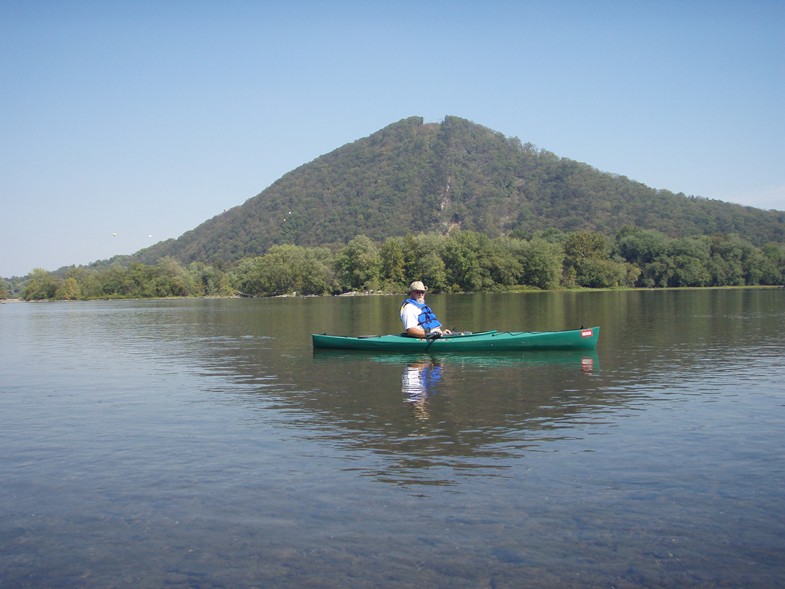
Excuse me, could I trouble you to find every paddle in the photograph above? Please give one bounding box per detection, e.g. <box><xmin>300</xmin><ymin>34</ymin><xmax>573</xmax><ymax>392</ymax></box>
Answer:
<box><xmin>424</xmin><ymin>331</ymin><xmax>441</xmax><ymax>351</ymax></box>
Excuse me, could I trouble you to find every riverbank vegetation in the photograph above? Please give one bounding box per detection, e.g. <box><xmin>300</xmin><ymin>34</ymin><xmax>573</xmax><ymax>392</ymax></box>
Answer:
<box><xmin>4</xmin><ymin>227</ymin><xmax>783</xmax><ymax>301</ymax></box>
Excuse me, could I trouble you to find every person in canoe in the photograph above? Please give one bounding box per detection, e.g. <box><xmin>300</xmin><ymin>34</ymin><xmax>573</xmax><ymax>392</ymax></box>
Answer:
<box><xmin>400</xmin><ymin>281</ymin><xmax>452</xmax><ymax>338</ymax></box>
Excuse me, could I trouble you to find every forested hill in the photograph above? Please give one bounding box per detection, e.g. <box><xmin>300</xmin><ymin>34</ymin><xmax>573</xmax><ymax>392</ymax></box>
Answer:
<box><xmin>135</xmin><ymin>116</ymin><xmax>784</xmax><ymax>266</ymax></box>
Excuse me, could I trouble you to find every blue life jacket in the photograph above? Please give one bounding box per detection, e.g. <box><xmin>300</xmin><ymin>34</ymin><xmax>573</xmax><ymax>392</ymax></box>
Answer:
<box><xmin>420</xmin><ymin>364</ymin><xmax>443</xmax><ymax>390</ymax></box>
<box><xmin>401</xmin><ymin>298</ymin><xmax>442</xmax><ymax>332</ymax></box>
<box><xmin>403</xmin><ymin>363</ymin><xmax>443</xmax><ymax>401</ymax></box>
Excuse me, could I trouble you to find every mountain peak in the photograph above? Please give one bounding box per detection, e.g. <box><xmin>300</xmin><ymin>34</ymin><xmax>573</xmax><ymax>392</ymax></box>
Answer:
<box><xmin>135</xmin><ymin>116</ymin><xmax>784</xmax><ymax>265</ymax></box>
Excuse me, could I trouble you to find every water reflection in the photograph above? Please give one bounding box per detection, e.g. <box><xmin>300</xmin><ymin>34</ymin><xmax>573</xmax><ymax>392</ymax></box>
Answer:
<box><xmin>301</xmin><ymin>349</ymin><xmax>606</xmax><ymax>486</ymax></box>
<box><xmin>401</xmin><ymin>359</ymin><xmax>443</xmax><ymax>420</ymax></box>
<box><xmin>313</xmin><ymin>348</ymin><xmax>599</xmax><ymax>369</ymax></box>
<box><xmin>396</xmin><ymin>352</ymin><xmax>597</xmax><ymax>421</ymax></box>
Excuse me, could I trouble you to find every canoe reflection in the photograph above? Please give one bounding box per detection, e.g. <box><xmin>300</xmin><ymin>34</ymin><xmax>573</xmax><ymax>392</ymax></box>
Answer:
<box><xmin>304</xmin><ymin>349</ymin><xmax>604</xmax><ymax>484</ymax></box>
<box><xmin>313</xmin><ymin>349</ymin><xmax>599</xmax><ymax>423</ymax></box>
<box><xmin>313</xmin><ymin>349</ymin><xmax>599</xmax><ymax>370</ymax></box>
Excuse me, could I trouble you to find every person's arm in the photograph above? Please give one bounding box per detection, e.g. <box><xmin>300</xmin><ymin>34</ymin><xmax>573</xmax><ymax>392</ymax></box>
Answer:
<box><xmin>406</xmin><ymin>326</ymin><xmax>427</xmax><ymax>338</ymax></box>
<box><xmin>408</xmin><ymin>326</ymin><xmax>450</xmax><ymax>337</ymax></box>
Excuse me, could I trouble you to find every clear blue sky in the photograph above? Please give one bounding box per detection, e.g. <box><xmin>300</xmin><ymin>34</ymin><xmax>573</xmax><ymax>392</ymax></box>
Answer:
<box><xmin>2</xmin><ymin>0</ymin><xmax>783</xmax><ymax>277</ymax></box>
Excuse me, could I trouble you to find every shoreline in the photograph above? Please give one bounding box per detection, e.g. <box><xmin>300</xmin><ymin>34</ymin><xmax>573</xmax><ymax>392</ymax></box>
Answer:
<box><xmin>3</xmin><ymin>284</ymin><xmax>782</xmax><ymax>304</ymax></box>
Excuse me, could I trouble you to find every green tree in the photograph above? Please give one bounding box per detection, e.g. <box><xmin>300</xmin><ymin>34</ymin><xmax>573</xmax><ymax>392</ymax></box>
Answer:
<box><xmin>23</xmin><ymin>268</ymin><xmax>61</xmax><ymax>300</ymax></box>
<box><xmin>643</xmin><ymin>257</ymin><xmax>675</xmax><ymax>288</ymax></box>
<box><xmin>563</xmin><ymin>231</ymin><xmax>628</xmax><ymax>287</ymax></box>
<box><xmin>615</xmin><ymin>227</ymin><xmax>669</xmax><ymax>265</ymax></box>
<box><xmin>670</xmin><ymin>255</ymin><xmax>711</xmax><ymax>286</ymax></box>
<box><xmin>78</xmin><ymin>270</ymin><xmax>104</xmax><ymax>299</ymax></box>
<box><xmin>183</xmin><ymin>262</ymin><xmax>233</xmax><ymax>296</ymax></box>
<box><xmin>380</xmin><ymin>237</ymin><xmax>407</xmax><ymax>290</ymax></box>
<box><xmin>60</xmin><ymin>277</ymin><xmax>82</xmax><ymax>300</ymax></box>
<box><xmin>336</xmin><ymin>235</ymin><xmax>382</xmax><ymax>291</ymax></box>
<box><xmin>520</xmin><ymin>237</ymin><xmax>564</xmax><ymax>289</ymax></box>
<box><xmin>565</xmin><ymin>230</ymin><xmax>610</xmax><ymax>263</ymax></box>
<box><xmin>666</xmin><ymin>237</ymin><xmax>711</xmax><ymax>287</ymax></box>
<box><xmin>154</xmin><ymin>257</ymin><xmax>192</xmax><ymax>297</ymax></box>
<box><xmin>575</xmin><ymin>258</ymin><xmax>630</xmax><ymax>288</ymax></box>
<box><xmin>99</xmin><ymin>264</ymin><xmax>133</xmax><ymax>297</ymax></box>
<box><xmin>485</xmin><ymin>237</ymin><xmax>524</xmax><ymax>288</ymax></box>
<box><xmin>442</xmin><ymin>230</ymin><xmax>492</xmax><ymax>292</ymax></box>
<box><xmin>298</xmin><ymin>248</ymin><xmax>336</xmax><ymax>295</ymax></box>
<box><xmin>708</xmin><ymin>235</ymin><xmax>748</xmax><ymax>286</ymax></box>
<box><xmin>127</xmin><ymin>262</ymin><xmax>156</xmax><ymax>297</ymax></box>
<box><xmin>760</xmin><ymin>243</ymin><xmax>785</xmax><ymax>285</ymax></box>
<box><xmin>232</xmin><ymin>245</ymin><xmax>335</xmax><ymax>296</ymax></box>
<box><xmin>403</xmin><ymin>234</ymin><xmax>448</xmax><ymax>292</ymax></box>
<box><xmin>233</xmin><ymin>257</ymin><xmax>267</xmax><ymax>296</ymax></box>
<box><xmin>245</xmin><ymin>247</ymin><xmax>301</xmax><ymax>296</ymax></box>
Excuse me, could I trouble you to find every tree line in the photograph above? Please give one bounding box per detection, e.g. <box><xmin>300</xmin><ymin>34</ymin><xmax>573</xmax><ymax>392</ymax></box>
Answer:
<box><xmin>4</xmin><ymin>228</ymin><xmax>784</xmax><ymax>301</ymax></box>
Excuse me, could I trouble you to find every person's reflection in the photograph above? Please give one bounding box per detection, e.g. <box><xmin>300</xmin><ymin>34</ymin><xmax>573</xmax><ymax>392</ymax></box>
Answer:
<box><xmin>401</xmin><ymin>359</ymin><xmax>443</xmax><ymax>420</ymax></box>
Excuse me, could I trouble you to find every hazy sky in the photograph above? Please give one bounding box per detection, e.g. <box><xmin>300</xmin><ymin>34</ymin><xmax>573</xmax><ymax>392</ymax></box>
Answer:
<box><xmin>2</xmin><ymin>0</ymin><xmax>783</xmax><ymax>277</ymax></box>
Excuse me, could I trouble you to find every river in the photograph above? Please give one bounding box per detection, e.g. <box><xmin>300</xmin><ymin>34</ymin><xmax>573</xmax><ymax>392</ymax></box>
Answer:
<box><xmin>1</xmin><ymin>289</ymin><xmax>783</xmax><ymax>588</ymax></box>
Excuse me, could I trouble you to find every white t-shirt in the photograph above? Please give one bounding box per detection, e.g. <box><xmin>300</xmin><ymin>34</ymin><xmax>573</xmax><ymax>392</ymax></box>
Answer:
<box><xmin>400</xmin><ymin>301</ymin><xmax>422</xmax><ymax>331</ymax></box>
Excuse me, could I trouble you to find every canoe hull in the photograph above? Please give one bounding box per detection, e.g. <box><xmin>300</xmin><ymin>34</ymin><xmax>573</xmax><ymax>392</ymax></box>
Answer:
<box><xmin>312</xmin><ymin>327</ymin><xmax>599</xmax><ymax>352</ymax></box>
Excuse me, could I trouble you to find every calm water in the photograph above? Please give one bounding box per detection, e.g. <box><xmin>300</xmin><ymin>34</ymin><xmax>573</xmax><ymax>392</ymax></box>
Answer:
<box><xmin>1</xmin><ymin>290</ymin><xmax>783</xmax><ymax>588</ymax></box>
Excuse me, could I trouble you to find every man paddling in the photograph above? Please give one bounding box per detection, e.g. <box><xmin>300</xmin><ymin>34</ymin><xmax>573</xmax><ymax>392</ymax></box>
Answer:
<box><xmin>400</xmin><ymin>281</ymin><xmax>452</xmax><ymax>338</ymax></box>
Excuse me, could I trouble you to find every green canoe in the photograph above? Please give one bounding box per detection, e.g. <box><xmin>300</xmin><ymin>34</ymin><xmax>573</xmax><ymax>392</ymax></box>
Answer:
<box><xmin>311</xmin><ymin>326</ymin><xmax>599</xmax><ymax>352</ymax></box>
